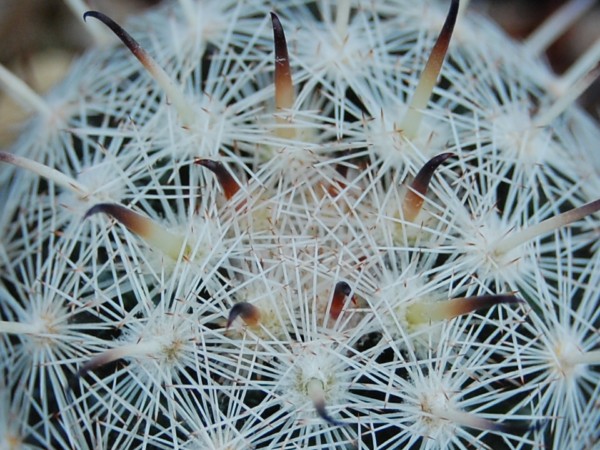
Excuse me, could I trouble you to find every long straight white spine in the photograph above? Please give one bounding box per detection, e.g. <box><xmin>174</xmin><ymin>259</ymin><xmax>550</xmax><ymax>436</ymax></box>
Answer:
<box><xmin>335</xmin><ymin>0</ymin><xmax>352</xmax><ymax>40</ymax></box>
<box><xmin>524</xmin><ymin>0</ymin><xmax>596</xmax><ymax>55</ymax></box>
<box><xmin>0</xmin><ymin>64</ymin><xmax>53</xmax><ymax>118</ymax></box>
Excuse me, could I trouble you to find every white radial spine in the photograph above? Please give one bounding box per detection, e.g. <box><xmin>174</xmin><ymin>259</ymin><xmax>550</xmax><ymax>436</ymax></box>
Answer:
<box><xmin>493</xmin><ymin>199</ymin><xmax>600</xmax><ymax>254</ymax></box>
<box><xmin>0</xmin><ymin>151</ymin><xmax>89</xmax><ymax>197</ymax></box>
<box><xmin>0</xmin><ymin>64</ymin><xmax>53</xmax><ymax>117</ymax></box>
<box><xmin>0</xmin><ymin>320</ymin><xmax>40</xmax><ymax>336</ymax></box>
<box><xmin>178</xmin><ymin>0</ymin><xmax>197</xmax><ymax>25</ymax></box>
<box><xmin>569</xmin><ymin>350</ymin><xmax>600</xmax><ymax>366</ymax></box>
<box><xmin>536</xmin><ymin>64</ymin><xmax>600</xmax><ymax>127</ymax></box>
<box><xmin>559</xmin><ymin>37</ymin><xmax>600</xmax><ymax>91</ymax></box>
<box><xmin>335</xmin><ymin>0</ymin><xmax>352</xmax><ymax>40</ymax></box>
<box><xmin>524</xmin><ymin>0</ymin><xmax>596</xmax><ymax>55</ymax></box>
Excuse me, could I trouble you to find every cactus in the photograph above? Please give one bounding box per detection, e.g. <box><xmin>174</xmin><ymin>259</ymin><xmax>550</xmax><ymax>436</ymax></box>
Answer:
<box><xmin>1</xmin><ymin>1</ymin><xmax>599</xmax><ymax>448</ymax></box>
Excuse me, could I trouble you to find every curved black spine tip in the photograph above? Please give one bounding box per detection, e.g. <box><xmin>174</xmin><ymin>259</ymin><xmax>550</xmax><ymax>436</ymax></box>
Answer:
<box><xmin>76</xmin><ymin>358</ymin><xmax>97</xmax><ymax>379</ymax></box>
<box><xmin>334</xmin><ymin>281</ymin><xmax>351</xmax><ymax>297</ymax></box>
<box><xmin>315</xmin><ymin>401</ymin><xmax>345</xmax><ymax>427</ymax></box>
<box><xmin>493</xmin><ymin>418</ymin><xmax>547</xmax><ymax>435</ymax></box>
<box><xmin>480</xmin><ymin>294</ymin><xmax>524</xmax><ymax>307</ymax></box>
<box><xmin>83</xmin><ymin>10</ymin><xmax>106</xmax><ymax>23</ymax></box>
<box><xmin>195</xmin><ymin>159</ymin><xmax>220</xmax><ymax>170</ymax></box>
<box><xmin>270</xmin><ymin>12</ymin><xmax>281</xmax><ymax>28</ymax></box>
<box><xmin>83</xmin><ymin>203</ymin><xmax>111</xmax><ymax>220</ymax></box>
<box><xmin>270</xmin><ymin>12</ymin><xmax>290</xmax><ymax>66</ymax></box>
<box><xmin>419</xmin><ymin>152</ymin><xmax>454</xmax><ymax>176</ymax></box>
<box><xmin>409</xmin><ymin>152</ymin><xmax>455</xmax><ymax>197</ymax></box>
<box><xmin>226</xmin><ymin>303</ymin><xmax>243</xmax><ymax>329</ymax></box>
<box><xmin>83</xmin><ymin>11</ymin><xmax>141</xmax><ymax>54</ymax></box>
<box><xmin>448</xmin><ymin>0</ymin><xmax>460</xmax><ymax>27</ymax></box>
<box><xmin>226</xmin><ymin>302</ymin><xmax>258</xmax><ymax>330</ymax></box>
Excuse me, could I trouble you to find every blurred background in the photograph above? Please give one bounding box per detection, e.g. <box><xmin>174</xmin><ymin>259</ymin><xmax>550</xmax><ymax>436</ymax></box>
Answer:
<box><xmin>1</xmin><ymin>0</ymin><xmax>599</xmax><ymax>146</ymax></box>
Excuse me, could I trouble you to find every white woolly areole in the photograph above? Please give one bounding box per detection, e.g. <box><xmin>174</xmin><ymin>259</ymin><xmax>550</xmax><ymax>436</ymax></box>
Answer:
<box><xmin>278</xmin><ymin>340</ymin><xmax>348</xmax><ymax>422</ymax></box>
